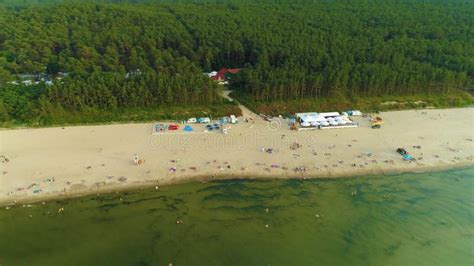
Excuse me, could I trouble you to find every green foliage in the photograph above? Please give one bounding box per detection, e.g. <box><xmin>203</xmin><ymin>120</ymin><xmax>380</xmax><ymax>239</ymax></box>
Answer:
<box><xmin>0</xmin><ymin>0</ymin><xmax>472</xmax><ymax>126</ymax></box>
<box><xmin>232</xmin><ymin>91</ymin><xmax>474</xmax><ymax>116</ymax></box>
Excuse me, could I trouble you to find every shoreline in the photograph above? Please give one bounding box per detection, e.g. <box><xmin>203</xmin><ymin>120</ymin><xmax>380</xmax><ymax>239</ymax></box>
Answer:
<box><xmin>1</xmin><ymin>162</ymin><xmax>472</xmax><ymax>207</ymax></box>
<box><xmin>1</xmin><ymin>107</ymin><xmax>473</xmax><ymax>207</ymax></box>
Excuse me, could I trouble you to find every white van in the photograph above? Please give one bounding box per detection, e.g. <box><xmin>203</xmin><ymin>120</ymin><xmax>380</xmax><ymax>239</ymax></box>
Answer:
<box><xmin>198</xmin><ymin>117</ymin><xmax>211</xmax><ymax>124</ymax></box>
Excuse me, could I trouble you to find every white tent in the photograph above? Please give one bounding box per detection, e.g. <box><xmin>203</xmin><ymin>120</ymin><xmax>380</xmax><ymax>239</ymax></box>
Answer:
<box><xmin>296</xmin><ymin>112</ymin><xmax>320</xmax><ymax>123</ymax></box>
<box><xmin>319</xmin><ymin>112</ymin><xmax>340</xmax><ymax>117</ymax></box>
<box><xmin>315</xmin><ymin>115</ymin><xmax>328</xmax><ymax>122</ymax></box>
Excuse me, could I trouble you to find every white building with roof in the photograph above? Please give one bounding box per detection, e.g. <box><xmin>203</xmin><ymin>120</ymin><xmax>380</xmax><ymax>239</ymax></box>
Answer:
<box><xmin>295</xmin><ymin>112</ymin><xmax>357</xmax><ymax>130</ymax></box>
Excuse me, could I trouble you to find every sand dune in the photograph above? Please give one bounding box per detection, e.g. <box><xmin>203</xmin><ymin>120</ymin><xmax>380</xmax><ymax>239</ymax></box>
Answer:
<box><xmin>1</xmin><ymin>107</ymin><xmax>473</xmax><ymax>205</ymax></box>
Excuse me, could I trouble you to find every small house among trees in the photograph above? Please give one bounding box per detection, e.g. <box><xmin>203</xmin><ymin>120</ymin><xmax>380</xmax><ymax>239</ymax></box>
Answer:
<box><xmin>211</xmin><ymin>68</ymin><xmax>241</xmax><ymax>83</ymax></box>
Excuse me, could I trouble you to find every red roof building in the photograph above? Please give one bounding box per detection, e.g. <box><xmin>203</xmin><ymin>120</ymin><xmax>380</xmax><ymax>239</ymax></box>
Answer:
<box><xmin>211</xmin><ymin>68</ymin><xmax>241</xmax><ymax>82</ymax></box>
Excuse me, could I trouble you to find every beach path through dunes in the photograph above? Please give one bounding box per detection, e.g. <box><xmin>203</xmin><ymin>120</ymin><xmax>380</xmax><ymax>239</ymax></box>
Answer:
<box><xmin>221</xmin><ymin>90</ymin><xmax>262</xmax><ymax>123</ymax></box>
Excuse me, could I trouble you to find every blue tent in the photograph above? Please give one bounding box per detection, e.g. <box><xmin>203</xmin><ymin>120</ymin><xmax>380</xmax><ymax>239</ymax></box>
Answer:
<box><xmin>183</xmin><ymin>125</ymin><xmax>193</xmax><ymax>132</ymax></box>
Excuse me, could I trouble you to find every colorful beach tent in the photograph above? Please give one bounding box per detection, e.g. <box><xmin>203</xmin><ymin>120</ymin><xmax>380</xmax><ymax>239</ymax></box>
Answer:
<box><xmin>183</xmin><ymin>125</ymin><xmax>193</xmax><ymax>132</ymax></box>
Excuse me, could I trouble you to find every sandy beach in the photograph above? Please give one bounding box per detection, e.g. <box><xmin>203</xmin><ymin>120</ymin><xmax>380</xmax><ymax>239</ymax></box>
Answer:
<box><xmin>1</xmin><ymin>107</ymin><xmax>473</xmax><ymax>206</ymax></box>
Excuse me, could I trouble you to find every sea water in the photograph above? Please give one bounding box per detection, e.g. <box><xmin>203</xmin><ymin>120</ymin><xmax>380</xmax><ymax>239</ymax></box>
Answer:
<box><xmin>0</xmin><ymin>167</ymin><xmax>473</xmax><ymax>266</ymax></box>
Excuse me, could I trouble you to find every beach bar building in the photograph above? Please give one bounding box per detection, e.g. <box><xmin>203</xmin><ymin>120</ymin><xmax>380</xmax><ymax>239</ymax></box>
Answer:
<box><xmin>295</xmin><ymin>112</ymin><xmax>357</xmax><ymax>130</ymax></box>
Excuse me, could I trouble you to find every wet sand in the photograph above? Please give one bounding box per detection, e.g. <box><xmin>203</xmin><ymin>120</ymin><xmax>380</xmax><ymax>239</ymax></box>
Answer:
<box><xmin>0</xmin><ymin>107</ymin><xmax>473</xmax><ymax>206</ymax></box>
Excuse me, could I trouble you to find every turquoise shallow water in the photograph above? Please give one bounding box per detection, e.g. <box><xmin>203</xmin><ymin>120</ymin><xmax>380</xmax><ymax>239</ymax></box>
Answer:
<box><xmin>0</xmin><ymin>167</ymin><xmax>473</xmax><ymax>266</ymax></box>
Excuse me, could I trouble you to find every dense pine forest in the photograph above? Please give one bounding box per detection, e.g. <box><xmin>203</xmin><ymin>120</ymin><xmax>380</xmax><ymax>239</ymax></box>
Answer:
<box><xmin>0</xmin><ymin>0</ymin><xmax>472</xmax><ymax>125</ymax></box>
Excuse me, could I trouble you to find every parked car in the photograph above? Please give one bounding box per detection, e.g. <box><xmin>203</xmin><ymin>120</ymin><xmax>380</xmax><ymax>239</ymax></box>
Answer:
<box><xmin>198</xmin><ymin>117</ymin><xmax>211</xmax><ymax>123</ymax></box>
<box><xmin>206</xmin><ymin>124</ymin><xmax>214</xmax><ymax>131</ymax></box>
